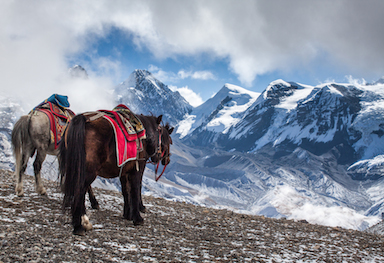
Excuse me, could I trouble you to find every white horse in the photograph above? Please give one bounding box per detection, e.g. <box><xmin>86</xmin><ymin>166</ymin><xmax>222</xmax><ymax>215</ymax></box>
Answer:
<box><xmin>12</xmin><ymin>106</ymin><xmax>100</xmax><ymax>209</ymax></box>
<box><xmin>12</xmin><ymin>111</ymin><xmax>58</xmax><ymax>196</ymax></box>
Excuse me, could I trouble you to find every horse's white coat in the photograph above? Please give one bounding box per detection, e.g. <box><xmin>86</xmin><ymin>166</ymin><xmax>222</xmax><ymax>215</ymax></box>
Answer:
<box><xmin>13</xmin><ymin>111</ymin><xmax>53</xmax><ymax>196</ymax></box>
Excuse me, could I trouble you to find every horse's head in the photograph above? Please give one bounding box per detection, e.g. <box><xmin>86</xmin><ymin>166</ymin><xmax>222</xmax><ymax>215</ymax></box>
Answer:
<box><xmin>151</xmin><ymin>115</ymin><xmax>174</xmax><ymax>166</ymax></box>
<box><xmin>159</xmin><ymin>122</ymin><xmax>174</xmax><ymax>166</ymax></box>
<box><xmin>142</xmin><ymin>115</ymin><xmax>174</xmax><ymax>166</ymax></box>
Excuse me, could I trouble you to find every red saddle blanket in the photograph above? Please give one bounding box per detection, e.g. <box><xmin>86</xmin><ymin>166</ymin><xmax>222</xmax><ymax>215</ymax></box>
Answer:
<box><xmin>100</xmin><ymin>105</ymin><xmax>146</xmax><ymax>167</ymax></box>
<box><xmin>34</xmin><ymin>102</ymin><xmax>74</xmax><ymax>149</ymax></box>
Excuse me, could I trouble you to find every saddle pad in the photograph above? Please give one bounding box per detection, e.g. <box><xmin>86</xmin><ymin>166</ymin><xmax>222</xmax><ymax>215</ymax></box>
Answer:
<box><xmin>104</xmin><ymin>115</ymin><xmax>144</xmax><ymax>167</ymax></box>
<box><xmin>35</xmin><ymin>102</ymin><xmax>73</xmax><ymax>149</ymax></box>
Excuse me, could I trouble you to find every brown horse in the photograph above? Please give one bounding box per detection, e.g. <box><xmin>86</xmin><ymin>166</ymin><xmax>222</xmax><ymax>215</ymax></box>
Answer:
<box><xmin>58</xmin><ymin>109</ymin><xmax>173</xmax><ymax>235</ymax></box>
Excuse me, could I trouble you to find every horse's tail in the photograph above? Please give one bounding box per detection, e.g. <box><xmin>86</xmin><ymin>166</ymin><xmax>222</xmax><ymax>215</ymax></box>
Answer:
<box><xmin>58</xmin><ymin>114</ymin><xmax>87</xmax><ymax>208</ymax></box>
<box><xmin>11</xmin><ymin>115</ymin><xmax>31</xmax><ymax>175</ymax></box>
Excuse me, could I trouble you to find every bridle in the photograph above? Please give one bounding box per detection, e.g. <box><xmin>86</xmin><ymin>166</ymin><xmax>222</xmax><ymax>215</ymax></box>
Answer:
<box><xmin>147</xmin><ymin>125</ymin><xmax>171</xmax><ymax>181</ymax></box>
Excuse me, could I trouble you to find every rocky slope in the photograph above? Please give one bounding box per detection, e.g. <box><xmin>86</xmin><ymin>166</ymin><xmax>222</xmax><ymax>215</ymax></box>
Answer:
<box><xmin>0</xmin><ymin>169</ymin><xmax>383</xmax><ymax>262</ymax></box>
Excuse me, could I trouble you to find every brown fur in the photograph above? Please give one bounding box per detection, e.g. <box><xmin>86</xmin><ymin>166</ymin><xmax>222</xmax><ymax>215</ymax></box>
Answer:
<box><xmin>59</xmin><ymin>113</ymin><xmax>173</xmax><ymax>235</ymax></box>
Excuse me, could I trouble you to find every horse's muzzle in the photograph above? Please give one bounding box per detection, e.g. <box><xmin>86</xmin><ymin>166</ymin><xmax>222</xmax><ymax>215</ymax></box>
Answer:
<box><xmin>162</xmin><ymin>156</ymin><xmax>171</xmax><ymax>166</ymax></box>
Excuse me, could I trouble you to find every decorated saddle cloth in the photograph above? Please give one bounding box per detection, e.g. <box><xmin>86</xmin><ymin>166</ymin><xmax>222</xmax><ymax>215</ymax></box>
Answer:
<box><xmin>87</xmin><ymin>104</ymin><xmax>146</xmax><ymax>167</ymax></box>
<box><xmin>32</xmin><ymin>94</ymin><xmax>75</xmax><ymax>149</ymax></box>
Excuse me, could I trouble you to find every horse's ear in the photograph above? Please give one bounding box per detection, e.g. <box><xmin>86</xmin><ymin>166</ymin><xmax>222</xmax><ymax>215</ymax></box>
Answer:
<box><xmin>156</xmin><ymin>115</ymin><xmax>163</xmax><ymax>125</ymax></box>
<box><xmin>168</xmin><ymin>127</ymin><xmax>174</xmax><ymax>135</ymax></box>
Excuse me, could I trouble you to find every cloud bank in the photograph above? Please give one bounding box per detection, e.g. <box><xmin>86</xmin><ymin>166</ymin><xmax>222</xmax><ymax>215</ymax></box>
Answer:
<box><xmin>1</xmin><ymin>0</ymin><xmax>384</xmax><ymax>109</ymax></box>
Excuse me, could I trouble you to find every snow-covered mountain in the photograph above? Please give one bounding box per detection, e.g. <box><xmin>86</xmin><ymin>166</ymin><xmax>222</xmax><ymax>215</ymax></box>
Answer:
<box><xmin>180</xmin><ymin>79</ymin><xmax>384</xmax><ymax>166</ymax></box>
<box><xmin>177</xmin><ymin>83</ymin><xmax>260</xmax><ymax>140</ymax></box>
<box><xmin>114</xmin><ymin>69</ymin><xmax>192</xmax><ymax>125</ymax></box>
<box><xmin>157</xmin><ymin>78</ymin><xmax>384</xmax><ymax>230</ymax></box>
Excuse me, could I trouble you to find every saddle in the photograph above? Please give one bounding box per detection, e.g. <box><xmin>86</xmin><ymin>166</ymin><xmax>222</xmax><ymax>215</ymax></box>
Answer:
<box><xmin>84</xmin><ymin>104</ymin><xmax>146</xmax><ymax>167</ymax></box>
<box><xmin>31</xmin><ymin>94</ymin><xmax>75</xmax><ymax>149</ymax></box>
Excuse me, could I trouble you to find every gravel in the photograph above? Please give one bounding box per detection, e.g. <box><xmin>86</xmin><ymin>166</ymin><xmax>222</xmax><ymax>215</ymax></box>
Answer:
<box><xmin>0</xmin><ymin>169</ymin><xmax>383</xmax><ymax>262</ymax></box>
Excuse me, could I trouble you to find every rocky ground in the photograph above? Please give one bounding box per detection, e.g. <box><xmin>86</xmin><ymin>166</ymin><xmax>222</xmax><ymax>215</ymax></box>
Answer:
<box><xmin>0</xmin><ymin>169</ymin><xmax>383</xmax><ymax>263</ymax></box>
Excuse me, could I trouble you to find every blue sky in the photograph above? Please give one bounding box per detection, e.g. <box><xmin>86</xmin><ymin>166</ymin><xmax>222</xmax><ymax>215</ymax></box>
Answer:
<box><xmin>2</xmin><ymin>0</ymin><xmax>384</xmax><ymax>110</ymax></box>
<box><xmin>73</xmin><ymin>25</ymin><xmax>381</xmax><ymax>107</ymax></box>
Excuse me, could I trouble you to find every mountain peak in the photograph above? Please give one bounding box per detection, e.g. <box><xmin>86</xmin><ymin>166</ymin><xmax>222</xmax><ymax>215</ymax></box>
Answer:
<box><xmin>268</xmin><ymin>79</ymin><xmax>291</xmax><ymax>87</ymax></box>
<box><xmin>134</xmin><ymin>69</ymin><xmax>152</xmax><ymax>78</ymax></box>
<box><xmin>68</xmin><ymin>65</ymin><xmax>88</xmax><ymax>79</ymax></box>
<box><xmin>114</xmin><ymin>69</ymin><xmax>192</xmax><ymax>125</ymax></box>
<box><xmin>177</xmin><ymin>83</ymin><xmax>259</xmax><ymax>138</ymax></box>
<box><xmin>373</xmin><ymin>76</ymin><xmax>384</xmax><ymax>85</ymax></box>
<box><xmin>223</xmin><ymin>83</ymin><xmax>260</xmax><ymax>97</ymax></box>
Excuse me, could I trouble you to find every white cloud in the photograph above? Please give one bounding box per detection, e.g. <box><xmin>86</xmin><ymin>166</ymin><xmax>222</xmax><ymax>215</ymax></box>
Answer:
<box><xmin>0</xmin><ymin>0</ymin><xmax>116</xmax><ymax>111</ymax></box>
<box><xmin>178</xmin><ymin>70</ymin><xmax>216</xmax><ymax>80</ymax></box>
<box><xmin>137</xmin><ymin>0</ymin><xmax>384</xmax><ymax>85</ymax></box>
<box><xmin>149</xmin><ymin>65</ymin><xmax>215</xmax><ymax>83</ymax></box>
<box><xmin>2</xmin><ymin>0</ymin><xmax>384</xmax><ymax>107</ymax></box>
<box><xmin>345</xmin><ymin>75</ymin><xmax>367</xmax><ymax>86</ymax></box>
<box><xmin>169</xmin><ymin>85</ymin><xmax>203</xmax><ymax>107</ymax></box>
<box><xmin>148</xmin><ymin>65</ymin><xmax>179</xmax><ymax>83</ymax></box>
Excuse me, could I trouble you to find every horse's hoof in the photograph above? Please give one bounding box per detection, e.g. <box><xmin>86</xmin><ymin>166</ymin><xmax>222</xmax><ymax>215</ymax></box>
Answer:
<box><xmin>64</xmin><ymin>200</ymin><xmax>71</xmax><ymax>208</ymax></box>
<box><xmin>81</xmin><ymin>215</ymin><xmax>93</xmax><ymax>231</ymax></box>
<box><xmin>91</xmin><ymin>202</ymin><xmax>100</xmax><ymax>210</ymax></box>
<box><xmin>123</xmin><ymin>214</ymin><xmax>132</xmax><ymax>220</ymax></box>
<box><xmin>40</xmin><ymin>189</ymin><xmax>47</xmax><ymax>195</ymax></box>
<box><xmin>16</xmin><ymin>185</ymin><xmax>24</xmax><ymax>197</ymax></box>
<box><xmin>133</xmin><ymin>217</ymin><xmax>144</xmax><ymax>226</ymax></box>
<box><xmin>73</xmin><ymin>226</ymin><xmax>86</xmax><ymax>236</ymax></box>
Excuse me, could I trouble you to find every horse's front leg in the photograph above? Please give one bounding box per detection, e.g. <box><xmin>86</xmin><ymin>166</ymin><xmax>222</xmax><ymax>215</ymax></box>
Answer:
<box><xmin>139</xmin><ymin>178</ymin><xmax>146</xmax><ymax>213</ymax></box>
<box><xmin>138</xmin><ymin>163</ymin><xmax>146</xmax><ymax>213</ymax></box>
<box><xmin>120</xmin><ymin>174</ymin><xmax>132</xmax><ymax>220</ymax></box>
<box><xmin>87</xmin><ymin>186</ymin><xmax>99</xmax><ymax>209</ymax></box>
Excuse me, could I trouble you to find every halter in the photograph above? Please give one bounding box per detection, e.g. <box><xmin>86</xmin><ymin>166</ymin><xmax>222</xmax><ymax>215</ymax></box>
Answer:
<box><xmin>147</xmin><ymin>125</ymin><xmax>170</xmax><ymax>181</ymax></box>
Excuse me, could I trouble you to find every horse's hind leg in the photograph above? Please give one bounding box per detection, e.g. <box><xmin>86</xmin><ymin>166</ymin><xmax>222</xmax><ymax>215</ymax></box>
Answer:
<box><xmin>33</xmin><ymin>150</ymin><xmax>47</xmax><ymax>195</ymax></box>
<box><xmin>72</xmin><ymin>187</ymin><xmax>88</xmax><ymax>235</ymax></box>
<box><xmin>72</xmin><ymin>183</ymin><xmax>93</xmax><ymax>235</ymax></box>
<box><xmin>15</xmin><ymin>152</ymin><xmax>30</xmax><ymax>196</ymax></box>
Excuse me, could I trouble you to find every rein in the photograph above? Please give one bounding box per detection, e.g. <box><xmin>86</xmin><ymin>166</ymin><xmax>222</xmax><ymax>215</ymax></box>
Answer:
<box><xmin>154</xmin><ymin>151</ymin><xmax>168</xmax><ymax>182</ymax></box>
<box><xmin>147</xmin><ymin>125</ymin><xmax>169</xmax><ymax>182</ymax></box>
